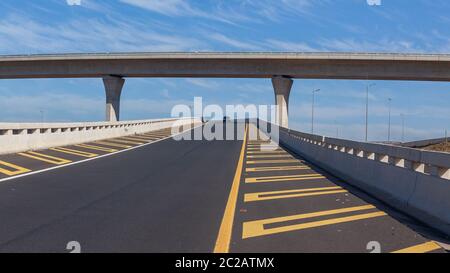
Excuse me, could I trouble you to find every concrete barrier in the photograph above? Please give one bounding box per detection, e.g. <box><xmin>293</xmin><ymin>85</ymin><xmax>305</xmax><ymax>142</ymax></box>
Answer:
<box><xmin>257</xmin><ymin>120</ymin><xmax>450</xmax><ymax>236</ymax></box>
<box><xmin>0</xmin><ymin>118</ymin><xmax>201</xmax><ymax>155</ymax></box>
<box><xmin>403</xmin><ymin>137</ymin><xmax>449</xmax><ymax>148</ymax></box>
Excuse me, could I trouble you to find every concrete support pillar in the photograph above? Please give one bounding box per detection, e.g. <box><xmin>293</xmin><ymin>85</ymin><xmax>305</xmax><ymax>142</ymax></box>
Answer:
<box><xmin>272</xmin><ymin>76</ymin><xmax>293</xmax><ymax>128</ymax></box>
<box><xmin>103</xmin><ymin>76</ymin><xmax>125</xmax><ymax>122</ymax></box>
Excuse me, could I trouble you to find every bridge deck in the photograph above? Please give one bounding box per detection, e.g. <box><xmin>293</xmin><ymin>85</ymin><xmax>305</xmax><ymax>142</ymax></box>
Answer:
<box><xmin>0</xmin><ymin>122</ymin><xmax>446</xmax><ymax>252</ymax></box>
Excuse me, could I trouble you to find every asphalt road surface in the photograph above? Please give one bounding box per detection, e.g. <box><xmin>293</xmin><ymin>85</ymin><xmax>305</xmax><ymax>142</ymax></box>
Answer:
<box><xmin>0</xmin><ymin>122</ymin><xmax>447</xmax><ymax>253</ymax></box>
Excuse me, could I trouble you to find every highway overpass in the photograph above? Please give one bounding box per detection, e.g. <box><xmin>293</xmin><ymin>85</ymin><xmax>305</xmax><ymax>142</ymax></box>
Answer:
<box><xmin>1</xmin><ymin>52</ymin><xmax>450</xmax><ymax>253</ymax></box>
<box><xmin>2</xmin><ymin>52</ymin><xmax>450</xmax><ymax>126</ymax></box>
<box><xmin>0</xmin><ymin>120</ymin><xmax>448</xmax><ymax>253</ymax></box>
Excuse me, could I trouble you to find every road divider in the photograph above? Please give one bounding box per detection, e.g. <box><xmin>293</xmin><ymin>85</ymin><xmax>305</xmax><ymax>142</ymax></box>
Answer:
<box><xmin>242</xmin><ymin>205</ymin><xmax>386</xmax><ymax>239</ymax></box>
<box><xmin>95</xmin><ymin>141</ymin><xmax>132</xmax><ymax>149</ymax></box>
<box><xmin>214</xmin><ymin>124</ymin><xmax>248</xmax><ymax>253</ymax></box>
<box><xmin>18</xmin><ymin>151</ymin><xmax>72</xmax><ymax>165</ymax></box>
<box><xmin>74</xmin><ymin>144</ymin><xmax>118</xmax><ymax>153</ymax></box>
<box><xmin>244</xmin><ymin>186</ymin><xmax>346</xmax><ymax>202</ymax></box>
<box><xmin>49</xmin><ymin>147</ymin><xmax>98</xmax><ymax>158</ymax></box>
<box><xmin>245</xmin><ymin>174</ymin><xmax>325</xmax><ymax>183</ymax></box>
<box><xmin>0</xmin><ymin>160</ymin><xmax>31</xmax><ymax>176</ymax></box>
<box><xmin>246</xmin><ymin>154</ymin><xmax>293</xmax><ymax>159</ymax></box>
<box><xmin>246</xmin><ymin>166</ymin><xmax>309</xmax><ymax>172</ymax></box>
<box><xmin>246</xmin><ymin>159</ymin><xmax>300</xmax><ymax>164</ymax></box>
<box><xmin>259</xmin><ymin>119</ymin><xmax>450</xmax><ymax>236</ymax></box>
<box><xmin>115</xmin><ymin>138</ymin><xmax>146</xmax><ymax>145</ymax></box>
<box><xmin>391</xmin><ymin>241</ymin><xmax>442</xmax><ymax>253</ymax></box>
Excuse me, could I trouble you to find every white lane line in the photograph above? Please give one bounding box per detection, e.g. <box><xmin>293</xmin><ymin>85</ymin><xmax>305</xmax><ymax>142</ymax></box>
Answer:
<box><xmin>0</xmin><ymin>125</ymin><xmax>201</xmax><ymax>184</ymax></box>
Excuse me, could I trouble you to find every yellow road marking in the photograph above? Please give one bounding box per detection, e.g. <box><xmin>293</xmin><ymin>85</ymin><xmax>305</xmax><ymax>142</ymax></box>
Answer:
<box><xmin>50</xmin><ymin>147</ymin><xmax>98</xmax><ymax>158</ymax></box>
<box><xmin>149</xmin><ymin>132</ymin><xmax>170</xmax><ymax>136</ymax></box>
<box><xmin>123</xmin><ymin>135</ymin><xmax>155</xmax><ymax>141</ymax></box>
<box><xmin>243</xmin><ymin>205</ymin><xmax>385</xmax><ymax>239</ymax></box>
<box><xmin>107</xmin><ymin>138</ymin><xmax>144</xmax><ymax>145</ymax></box>
<box><xmin>247</xmin><ymin>151</ymin><xmax>287</xmax><ymax>154</ymax></box>
<box><xmin>248</xmin><ymin>148</ymin><xmax>283</xmax><ymax>152</ymax></box>
<box><xmin>18</xmin><ymin>151</ymin><xmax>72</xmax><ymax>165</ymax></box>
<box><xmin>142</xmin><ymin>133</ymin><xmax>168</xmax><ymax>137</ymax></box>
<box><xmin>244</xmin><ymin>187</ymin><xmax>346</xmax><ymax>202</ymax></box>
<box><xmin>74</xmin><ymin>144</ymin><xmax>118</xmax><ymax>153</ymax></box>
<box><xmin>391</xmin><ymin>242</ymin><xmax>442</xmax><ymax>253</ymax></box>
<box><xmin>247</xmin><ymin>154</ymin><xmax>293</xmax><ymax>159</ymax></box>
<box><xmin>246</xmin><ymin>174</ymin><xmax>324</xmax><ymax>183</ymax></box>
<box><xmin>120</xmin><ymin>136</ymin><xmax>151</xmax><ymax>142</ymax></box>
<box><xmin>246</xmin><ymin>159</ymin><xmax>299</xmax><ymax>164</ymax></box>
<box><xmin>214</xmin><ymin>124</ymin><xmax>248</xmax><ymax>253</ymax></box>
<box><xmin>0</xmin><ymin>160</ymin><xmax>31</xmax><ymax>176</ymax></box>
<box><xmin>246</xmin><ymin>166</ymin><xmax>309</xmax><ymax>172</ymax></box>
<box><xmin>136</xmin><ymin>134</ymin><xmax>163</xmax><ymax>139</ymax></box>
<box><xmin>248</xmin><ymin>144</ymin><xmax>278</xmax><ymax>147</ymax></box>
<box><xmin>117</xmin><ymin>137</ymin><xmax>146</xmax><ymax>144</ymax></box>
<box><xmin>141</xmin><ymin>135</ymin><xmax>165</xmax><ymax>139</ymax></box>
<box><xmin>95</xmin><ymin>141</ymin><xmax>132</xmax><ymax>149</ymax></box>
<box><xmin>137</xmin><ymin>136</ymin><xmax>160</xmax><ymax>140</ymax></box>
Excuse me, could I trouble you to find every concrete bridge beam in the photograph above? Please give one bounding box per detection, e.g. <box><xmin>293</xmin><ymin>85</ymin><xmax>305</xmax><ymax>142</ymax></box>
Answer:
<box><xmin>103</xmin><ymin>76</ymin><xmax>125</xmax><ymax>122</ymax></box>
<box><xmin>272</xmin><ymin>76</ymin><xmax>293</xmax><ymax>128</ymax></box>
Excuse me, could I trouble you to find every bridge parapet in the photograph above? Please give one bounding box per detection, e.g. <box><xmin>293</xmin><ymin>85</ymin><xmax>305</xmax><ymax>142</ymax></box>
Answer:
<box><xmin>257</xmin><ymin>120</ymin><xmax>450</xmax><ymax>236</ymax></box>
<box><xmin>0</xmin><ymin>117</ymin><xmax>200</xmax><ymax>155</ymax></box>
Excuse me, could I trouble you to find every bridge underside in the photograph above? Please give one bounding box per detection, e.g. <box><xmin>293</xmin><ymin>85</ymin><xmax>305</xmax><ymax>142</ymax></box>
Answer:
<box><xmin>1</xmin><ymin>52</ymin><xmax>450</xmax><ymax>123</ymax></box>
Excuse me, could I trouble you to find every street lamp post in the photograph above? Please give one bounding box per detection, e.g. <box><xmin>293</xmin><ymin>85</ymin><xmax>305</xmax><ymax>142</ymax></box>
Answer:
<box><xmin>311</xmin><ymin>89</ymin><xmax>320</xmax><ymax>134</ymax></box>
<box><xmin>334</xmin><ymin>120</ymin><xmax>339</xmax><ymax>138</ymax></box>
<box><xmin>365</xmin><ymin>83</ymin><xmax>376</xmax><ymax>142</ymax></box>
<box><xmin>388</xmin><ymin>98</ymin><xmax>392</xmax><ymax>142</ymax></box>
<box><xmin>401</xmin><ymin>113</ymin><xmax>405</xmax><ymax>143</ymax></box>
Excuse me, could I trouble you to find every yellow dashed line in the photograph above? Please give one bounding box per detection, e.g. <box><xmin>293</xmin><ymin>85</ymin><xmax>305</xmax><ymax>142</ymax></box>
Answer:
<box><xmin>246</xmin><ymin>166</ymin><xmax>309</xmax><ymax>172</ymax></box>
<box><xmin>142</xmin><ymin>133</ymin><xmax>168</xmax><ymax>137</ymax></box>
<box><xmin>244</xmin><ymin>187</ymin><xmax>346</xmax><ymax>202</ymax></box>
<box><xmin>214</xmin><ymin>124</ymin><xmax>248</xmax><ymax>253</ymax></box>
<box><xmin>242</xmin><ymin>205</ymin><xmax>385</xmax><ymax>239</ymax></box>
<box><xmin>107</xmin><ymin>138</ymin><xmax>144</xmax><ymax>145</ymax></box>
<box><xmin>117</xmin><ymin>137</ymin><xmax>146</xmax><ymax>144</ymax></box>
<box><xmin>95</xmin><ymin>141</ymin><xmax>132</xmax><ymax>149</ymax></box>
<box><xmin>18</xmin><ymin>151</ymin><xmax>72</xmax><ymax>165</ymax></box>
<box><xmin>246</xmin><ymin>159</ymin><xmax>299</xmax><ymax>164</ymax></box>
<box><xmin>74</xmin><ymin>144</ymin><xmax>118</xmax><ymax>153</ymax></box>
<box><xmin>391</xmin><ymin>242</ymin><xmax>442</xmax><ymax>253</ymax></box>
<box><xmin>129</xmin><ymin>135</ymin><xmax>159</xmax><ymax>141</ymax></box>
<box><xmin>247</xmin><ymin>154</ymin><xmax>293</xmax><ymax>159</ymax></box>
<box><xmin>120</xmin><ymin>136</ymin><xmax>151</xmax><ymax>142</ymax></box>
<box><xmin>0</xmin><ymin>160</ymin><xmax>31</xmax><ymax>176</ymax></box>
<box><xmin>49</xmin><ymin>147</ymin><xmax>98</xmax><ymax>158</ymax></box>
<box><xmin>247</xmin><ymin>151</ymin><xmax>288</xmax><ymax>154</ymax></box>
<box><xmin>245</xmin><ymin>174</ymin><xmax>324</xmax><ymax>183</ymax></box>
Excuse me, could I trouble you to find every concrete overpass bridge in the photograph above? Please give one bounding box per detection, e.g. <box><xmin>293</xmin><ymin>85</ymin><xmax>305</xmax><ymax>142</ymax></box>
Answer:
<box><xmin>2</xmin><ymin>52</ymin><xmax>450</xmax><ymax>126</ymax></box>
<box><xmin>0</xmin><ymin>52</ymin><xmax>449</xmax><ymax>253</ymax></box>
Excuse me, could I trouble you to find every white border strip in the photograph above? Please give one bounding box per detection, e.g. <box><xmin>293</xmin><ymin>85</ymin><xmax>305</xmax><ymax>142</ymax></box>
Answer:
<box><xmin>0</xmin><ymin>124</ymin><xmax>202</xmax><ymax>184</ymax></box>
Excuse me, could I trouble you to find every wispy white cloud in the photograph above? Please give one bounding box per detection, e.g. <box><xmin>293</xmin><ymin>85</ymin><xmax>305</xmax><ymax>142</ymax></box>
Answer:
<box><xmin>317</xmin><ymin>37</ymin><xmax>422</xmax><ymax>53</ymax></box>
<box><xmin>119</xmin><ymin>0</ymin><xmax>240</xmax><ymax>25</ymax></box>
<box><xmin>208</xmin><ymin>33</ymin><xmax>263</xmax><ymax>50</ymax></box>
<box><xmin>185</xmin><ymin>79</ymin><xmax>220</xmax><ymax>89</ymax></box>
<box><xmin>119</xmin><ymin>0</ymin><xmax>197</xmax><ymax>17</ymax></box>
<box><xmin>0</xmin><ymin>14</ymin><xmax>204</xmax><ymax>54</ymax></box>
<box><xmin>265</xmin><ymin>39</ymin><xmax>318</xmax><ymax>52</ymax></box>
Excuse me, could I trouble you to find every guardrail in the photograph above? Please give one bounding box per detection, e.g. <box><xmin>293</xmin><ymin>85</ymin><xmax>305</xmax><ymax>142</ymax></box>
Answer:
<box><xmin>257</xmin><ymin>120</ymin><xmax>450</xmax><ymax>236</ymax></box>
<box><xmin>0</xmin><ymin>117</ymin><xmax>201</xmax><ymax>155</ymax></box>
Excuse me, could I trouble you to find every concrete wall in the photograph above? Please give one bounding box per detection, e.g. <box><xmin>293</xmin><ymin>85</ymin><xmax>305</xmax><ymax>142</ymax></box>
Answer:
<box><xmin>0</xmin><ymin>118</ymin><xmax>201</xmax><ymax>155</ymax></box>
<box><xmin>257</xmin><ymin>120</ymin><xmax>450</xmax><ymax>236</ymax></box>
<box><xmin>403</xmin><ymin>137</ymin><xmax>449</xmax><ymax>148</ymax></box>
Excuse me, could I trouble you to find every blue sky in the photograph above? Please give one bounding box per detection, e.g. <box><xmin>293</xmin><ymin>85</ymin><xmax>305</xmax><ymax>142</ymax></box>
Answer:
<box><xmin>0</xmin><ymin>0</ymin><xmax>449</xmax><ymax>142</ymax></box>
